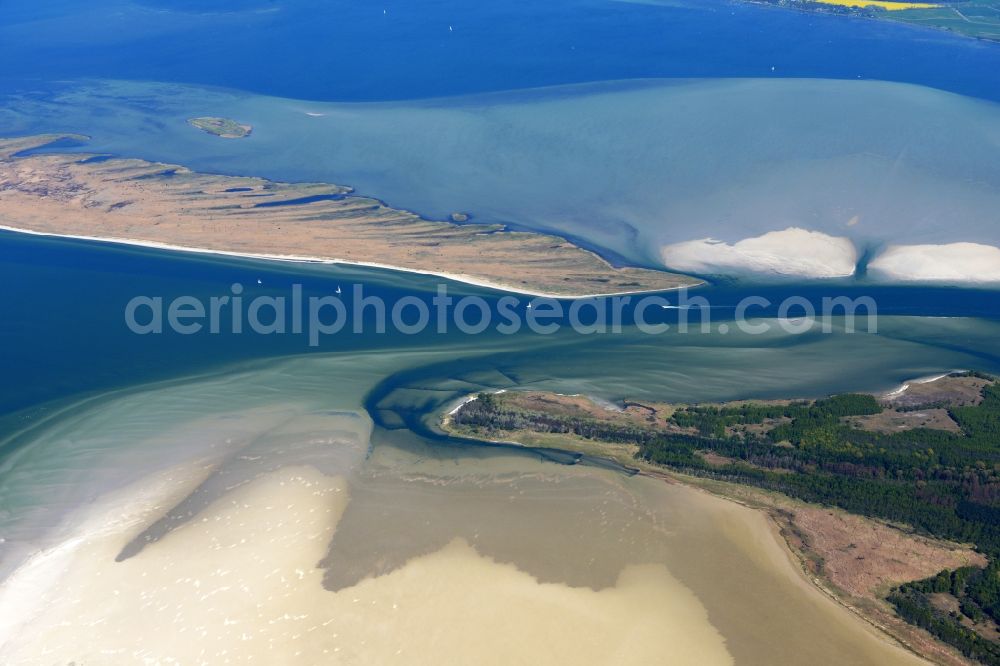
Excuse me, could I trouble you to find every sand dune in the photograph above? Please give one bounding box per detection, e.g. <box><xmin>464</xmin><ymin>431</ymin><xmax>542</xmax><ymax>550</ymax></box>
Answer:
<box><xmin>868</xmin><ymin>242</ymin><xmax>1000</xmax><ymax>284</ymax></box>
<box><xmin>660</xmin><ymin>227</ymin><xmax>858</xmax><ymax>279</ymax></box>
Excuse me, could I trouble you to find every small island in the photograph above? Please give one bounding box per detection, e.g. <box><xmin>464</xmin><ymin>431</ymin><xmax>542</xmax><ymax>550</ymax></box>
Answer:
<box><xmin>446</xmin><ymin>372</ymin><xmax>1000</xmax><ymax>665</ymax></box>
<box><xmin>187</xmin><ymin>116</ymin><xmax>253</xmax><ymax>139</ymax></box>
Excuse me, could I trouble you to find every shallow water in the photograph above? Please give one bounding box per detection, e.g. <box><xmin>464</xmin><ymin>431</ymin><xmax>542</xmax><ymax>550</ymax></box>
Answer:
<box><xmin>1</xmin><ymin>1</ymin><xmax>998</xmax><ymax>650</ymax></box>
<box><xmin>3</xmin><ymin>77</ymin><xmax>997</xmax><ymax>276</ymax></box>
<box><xmin>2</xmin><ymin>234</ymin><xmax>998</xmax><ymax>661</ymax></box>
<box><xmin>2</xmin><ymin>302</ymin><xmax>998</xmax><ymax>585</ymax></box>
<box><xmin>0</xmin><ymin>352</ymin><xmax>926</xmax><ymax>664</ymax></box>
<box><xmin>2</xmin><ymin>0</ymin><xmax>999</xmax><ymax>658</ymax></box>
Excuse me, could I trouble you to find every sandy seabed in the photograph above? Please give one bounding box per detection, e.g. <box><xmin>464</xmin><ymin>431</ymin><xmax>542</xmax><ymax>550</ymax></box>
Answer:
<box><xmin>0</xmin><ymin>350</ymin><xmax>941</xmax><ymax>665</ymax></box>
<box><xmin>0</xmin><ymin>464</ymin><xmax>732</xmax><ymax>665</ymax></box>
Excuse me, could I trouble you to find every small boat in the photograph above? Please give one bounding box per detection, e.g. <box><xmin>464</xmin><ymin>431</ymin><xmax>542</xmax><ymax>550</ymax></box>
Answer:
<box><xmin>335</xmin><ymin>286</ymin><xmax>342</xmax><ymax>294</ymax></box>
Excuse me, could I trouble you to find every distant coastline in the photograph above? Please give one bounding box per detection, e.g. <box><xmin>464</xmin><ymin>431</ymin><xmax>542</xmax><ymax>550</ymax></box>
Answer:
<box><xmin>746</xmin><ymin>0</ymin><xmax>1000</xmax><ymax>43</ymax></box>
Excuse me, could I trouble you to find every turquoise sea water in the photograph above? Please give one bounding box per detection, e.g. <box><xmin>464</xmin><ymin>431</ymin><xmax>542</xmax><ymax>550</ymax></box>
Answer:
<box><xmin>3</xmin><ymin>231</ymin><xmax>1000</xmax><ymax>418</ymax></box>
<box><xmin>1</xmin><ymin>0</ymin><xmax>1000</xmax><ymax>642</ymax></box>
<box><xmin>1</xmin><ymin>0</ymin><xmax>998</xmax><ymax>271</ymax></box>
<box><xmin>2</xmin><ymin>229</ymin><xmax>999</xmax><ymax>589</ymax></box>
<box><xmin>1</xmin><ymin>0</ymin><xmax>993</xmax><ymax>413</ymax></box>
<box><xmin>4</xmin><ymin>78</ymin><xmax>999</xmax><ymax>271</ymax></box>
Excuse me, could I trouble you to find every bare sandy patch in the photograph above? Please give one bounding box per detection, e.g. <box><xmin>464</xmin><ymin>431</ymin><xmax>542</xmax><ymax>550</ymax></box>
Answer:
<box><xmin>846</xmin><ymin>408</ymin><xmax>962</xmax><ymax>433</ymax></box>
<box><xmin>792</xmin><ymin>507</ymin><xmax>985</xmax><ymax>600</ymax></box>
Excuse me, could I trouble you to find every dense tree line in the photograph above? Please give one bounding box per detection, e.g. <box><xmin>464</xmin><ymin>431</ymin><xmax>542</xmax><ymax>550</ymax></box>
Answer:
<box><xmin>644</xmin><ymin>381</ymin><xmax>1000</xmax><ymax>664</ymax></box>
<box><xmin>888</xmin><ymin>585</ymin><xmax>1000</xmax><ymax>665</ymax></box>
<box><xmin>637</xmin><ymin>388</ymin><xmax>1000</xmax><ymax>550</ymax></box>
<box><xmin>669</xmin><ymin>394</ymin><xmax>879</xmax><ymax>438</ymax></box>
<box><xmin>888</xmin><ymin>561</ymin><xmax>1000</xmax><ymax>665</ymax></box>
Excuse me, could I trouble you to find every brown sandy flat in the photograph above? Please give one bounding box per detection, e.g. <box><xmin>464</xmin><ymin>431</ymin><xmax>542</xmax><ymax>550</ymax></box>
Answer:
<box><xmin>792</xmin><ymin>506</ymin><xmax>985</xmax><ymax>600</ymax></box>
<box><xmin>0</xmin><ymin>134</ymin><xmax>699</xmax><ymax>297</ymax></box>
<box><xmin>844</xmin><ymin>374</ymin><xmax>995</xmax><ymax>433</ymax></box>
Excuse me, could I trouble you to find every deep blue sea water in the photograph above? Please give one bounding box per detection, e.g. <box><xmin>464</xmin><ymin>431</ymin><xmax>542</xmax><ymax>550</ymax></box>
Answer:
<box><xmin>3</xmin><ymin>231</ymin><xmax>999</xmax><ymax>421</ymax></box>
<box><xmin>1</xmin><ymin>0</ymin><xmax>999</xmax><ymax>102</ymax></box>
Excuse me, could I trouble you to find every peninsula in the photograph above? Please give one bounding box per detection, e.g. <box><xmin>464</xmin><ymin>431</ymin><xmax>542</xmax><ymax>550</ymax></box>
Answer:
<box><xmin>0</xmin><ymin>135</ymin><xmax>698</xmax><ymax>297</ymax></box>
<box><xmin>446</xmin><ymin>372</ymin><xmax>1000</xmax><ymax>666</ymax></box>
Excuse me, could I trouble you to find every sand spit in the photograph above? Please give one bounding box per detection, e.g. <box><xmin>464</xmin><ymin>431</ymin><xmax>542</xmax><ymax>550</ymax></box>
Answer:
<box><xmin>0</xmin><ymin>223</ymin><xmax>674</xmax><ymax>300</ymax></box>
<box><xmin>0</xmin><ymin>134</ymin><xmax>698</xmax><ymax>298</ymax></box>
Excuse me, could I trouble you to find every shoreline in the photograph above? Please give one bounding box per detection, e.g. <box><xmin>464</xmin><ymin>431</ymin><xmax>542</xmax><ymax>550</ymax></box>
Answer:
<box><xmin>441</xmin><ymin>416</ymin><xmax>939</xmax><ymax>663</ymax></box>
<box><xmin>440</xmin><ymin>386</ymin><xmax>985</xmax><ymax>665</ymax></box>
<box><xmin>743</xmin><ymin>0</ymin><xmax>999</xmax><ymax>44</ymax></box>
<box><xmin>1</xmin><ymin>409</ymin><xmax>925</xmax><ymax>665</ymax></box>
<box><xmin>0</xmin><ymin>457</ymin><xmax>218</xmax><ymax>642</ymax></box>
<box><xmin>0</xmin><ymin>224</ymin><xmax>700</xmax><ymax>300</ymax></box>
<box><xmin>675</xmin><ymin>474</ymin><xmax>940</xmax><ymax>665</ymax></box>
<box><xmin>444</xmin><ymin>419</ymin><xmax>947</xmax><ymax>664</ymax></box>
<box><xmin>883</xmin><ymin>372</ymin><xmax>961</xmax><ymax>399</ymax></box>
